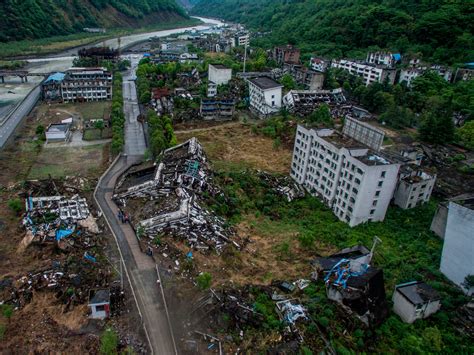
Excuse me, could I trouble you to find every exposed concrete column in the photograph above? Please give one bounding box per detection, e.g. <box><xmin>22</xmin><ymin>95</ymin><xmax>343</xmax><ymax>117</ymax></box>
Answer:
<box><xmin>0</xmin><ymin>76</ymin><xmax>4</xmax><ymax>84</ymax></box>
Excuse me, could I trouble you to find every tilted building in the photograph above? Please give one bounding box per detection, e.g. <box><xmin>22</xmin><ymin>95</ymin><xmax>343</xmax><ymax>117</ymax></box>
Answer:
<box><xmin>393</xmin><ymin>165</ymin><xmax>436</xmax><ymax>209</ymax></box>
<box><xmin>248</xmin><ymin>76</ymin><xmax>283</xmax><ymax>118</ymax></box>
<box><xmin>291</xmin><ymin>125</ymin><xmax>400</xmax><ymax>227</ymax></box>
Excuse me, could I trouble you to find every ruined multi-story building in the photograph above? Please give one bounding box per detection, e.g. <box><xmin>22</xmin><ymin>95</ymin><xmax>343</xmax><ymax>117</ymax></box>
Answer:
<box><xmin>331</xmin><ymin>59</ymin><xmax>397</xmax><ymax>86</ymax></box>
<box><xmin>200</xmin><ymin>98</ymin><xmax>235</xmax><ymax>120</ymax></box>
<box><xmin>366</xmin><ymin>52</ymin><xmax>401</xmax><ymax>68</ymax></box>
<box><xmin>291</xmin><ymin>125</ymin><xmax>400</xmax><ymax>227</ymax></box>
<box><xmin>272</xmin><ymin>45</ymin><xmax>301</xmax><ymax>65</ymax></box>
<box><xmin>61</xmin><ymin>67</ymin><xmax>112</xmax><ymax>103</ymax></box>
<box><xmin>248</xmin><ymin>76</ymin><xmax>283</xmax><ymax>118</ymax></box>
<box><xmin>393</xmin><ymin>166</ymin><xmax>436</xmax><ymax>209</ymax></box>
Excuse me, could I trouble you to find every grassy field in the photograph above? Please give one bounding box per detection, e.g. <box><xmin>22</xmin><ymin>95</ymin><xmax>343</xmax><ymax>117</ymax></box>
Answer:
<box><xmin>53</xmin><ymin>101</ymin><xmax>111</xmax><ymax>121</ymax></box>
<box><xmin>83</xmin><ymin>127</ymin><xmax>113</xmax><ymax>141</ymax></box>
<box><xmin>28</xmin><ymin>144</ymin><xmax>107</xmax><ymax>180</ymax></box>
<box><xmin>174</xmin><ymin>121</ymin><xmax>472</xmax><ymax>354</ymax></box>
<box><xmin>176</xmin><ymin>122</ymin><xmax>292</xmax><ymax>174</ymax></box>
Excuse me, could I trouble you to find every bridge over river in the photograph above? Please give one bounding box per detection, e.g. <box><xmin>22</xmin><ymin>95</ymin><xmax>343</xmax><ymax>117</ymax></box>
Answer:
<box><xmin>0</xmin><ymin>70</ymin><xmax>51</xmax><ymax>83</ymax></box>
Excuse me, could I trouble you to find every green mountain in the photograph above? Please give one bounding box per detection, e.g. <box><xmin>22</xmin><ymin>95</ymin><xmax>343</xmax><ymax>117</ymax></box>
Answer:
<box><xmin>0</xmin><ymin>0</ymin><xmax>188</xmax><ymax>42</ymax></box>
<box><xmin>191</xmin><ymin>0</ymin><xmax>474</xmax><ymax>64</ymax></box>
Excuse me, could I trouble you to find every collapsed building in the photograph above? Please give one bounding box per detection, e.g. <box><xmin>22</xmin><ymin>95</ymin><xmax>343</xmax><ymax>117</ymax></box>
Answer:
<box><xmin>313</xmin><ymin>243</ymin><xmax>388</xmax><ymax>326</ymax></box>
<box><xmin>282</xmin><ymin>89</ymin><xmax>346</xmax><ymax>116</ymax></box>
<box><xmin>200</xmin><ymin>98</ymin><xmax>235</xmax><ymax>120</ymax></box>
<box><xmin>114</xmin><ymin>138</ymin><xmax>239</xmax><ymax>252</ymax></box>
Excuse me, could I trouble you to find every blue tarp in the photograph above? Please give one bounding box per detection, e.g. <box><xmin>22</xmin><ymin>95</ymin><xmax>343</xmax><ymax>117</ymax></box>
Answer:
<box><xmin>84</xmin><ymin>252</ymin><xmax>97</xmax><ymax>263</ymax></box>
<box><xmin>392</xmin><ymin>53</ymin><xmax>401</xmax><ymax>61</ymax></box>
<box><xmin>56</xmin><ymin>229</ymin><xmax>74</xmax><ymax>241</ymax></box>
<box><xmin>44</xmin><ymin>72</ymin><xmax>66</xmax><ymax>84</ymax></box>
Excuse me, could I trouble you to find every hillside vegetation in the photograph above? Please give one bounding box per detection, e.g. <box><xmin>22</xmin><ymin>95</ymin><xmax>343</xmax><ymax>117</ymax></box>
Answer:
<box><xmin>0</xmin><ymin>0</ymin><xmax>187</xmax><ymax>42</ymax></box>
<box><xmin>191</xmin><ymin>0</ymin><xmax>474</xmax><ymax>64</ymax></box>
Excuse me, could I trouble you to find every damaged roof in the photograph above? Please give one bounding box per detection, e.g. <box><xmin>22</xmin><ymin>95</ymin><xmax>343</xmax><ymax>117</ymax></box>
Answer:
<box><xmin>395</xmin><ymin>281</ymin><xmax>441</xmax><ymax>305</ymax></box>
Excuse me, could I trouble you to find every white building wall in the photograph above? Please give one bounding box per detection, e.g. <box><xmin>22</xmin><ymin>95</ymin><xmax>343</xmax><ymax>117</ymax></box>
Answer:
<box><xmin>440</xmin><ymin>202</ymin><xmax>474</xmax><ymax>295</ymax></box>
<box><xmin>394</xmin><ymin>175</ymin><xmax>436</xmax><ymax>209</ymax></box>
<box><xmin>208</xmin><ymin>65</ymin><xmax>232</xmax><ymax>85</ymax></box>
<box><xmin>291</xmin><ymin>125</ymin><xmax>400</xmax><ymax>227</ymax></box>
<box><xmin>392</xmin><ymin>291</ymin><xmax>441</xmax><ymax>323</ymax></box>
<box><xmin>248</xmin><ymin>82</ymin><xmax>282</xmax><ymax>117</ymax></box>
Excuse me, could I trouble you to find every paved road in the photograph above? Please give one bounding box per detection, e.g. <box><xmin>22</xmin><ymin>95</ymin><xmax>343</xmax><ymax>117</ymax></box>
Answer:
<box><xmin>95</xmin><ymin>156</ymin><xmax>177</xmax><ymax>355</ymax></box>
<box><xmin>0</xmin><ymin>85</ymin><xmax>40</xmax><ymax>148</ymax></box>
<box><xmin>123</xmin><ymin>60</ymin><xmax>146</xmax><ymax>156</ymax></box>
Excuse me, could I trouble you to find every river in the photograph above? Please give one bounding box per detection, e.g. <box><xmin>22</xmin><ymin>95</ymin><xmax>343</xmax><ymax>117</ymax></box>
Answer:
<box><xmin>0</xmin><ymin>17</ymin><xmax>224</xmax><ymax>122</ymax></box>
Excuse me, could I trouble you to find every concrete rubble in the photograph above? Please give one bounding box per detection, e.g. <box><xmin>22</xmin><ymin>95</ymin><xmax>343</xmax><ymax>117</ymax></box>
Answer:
<box><xmin>114</xmin><ymin>138</ymin><xmax>239</xmax><ymax>253</ymax></box>
<box><xmin>257</xmin><ymin>171</ymin><xmax>305</xmax><ymax>202</ymax></box>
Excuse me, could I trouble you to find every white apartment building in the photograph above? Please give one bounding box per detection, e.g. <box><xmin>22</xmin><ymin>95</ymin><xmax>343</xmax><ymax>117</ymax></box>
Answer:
<box><xmin>232</xmin><ymin>33</ymin><xmax>250</xmax><ymax>47</ymax></box>
<box><xmin>440</xmin><ymin>196</ymin><xmax>474</xmax><ymax>295</ymax></box>
<box><xmin>208</xmin><ymin>64</ymin><xmax>232</xmax><ymax>86</ymax></box>
<box><xmin>291</xmin><ymin>125</ymin><xmax>400</xmax><ymax>227</ymax></box>
<box><xmin>342</xmin><ymin>116</ymin><xmax>385</xmax><ymax>151</ymax></box>
<box><xmin>393</xmin><ymin>167</ymin><xmax>436</xmax><ymax>209</ymax></box>
<box><xmin>310</xmin><ymin>57</ymin><xmax>328</xmax><ymax>72</ymax></box>
<box><xmin>248</xmin><ymin>76</ymin><xmax>283</xmax><ymax>117</ymax></box>
<box><xmin>366</xmin><ymin>52</ymin><xmax>400</xmax><ymax>68</ymax></box>
<box><xmin>61</xmin><ymin>67</ymin><xmax>112</xmax><ymax>103</ymax></box>
<box><xmin>331</xmin><ymin>59</ymin><xmax>396</xmax><ymax>86</ymax></box>
<box><xmin>399</xmin><ymin>65</ymin><xmax>453</xmax><ymax>87</ymax></box>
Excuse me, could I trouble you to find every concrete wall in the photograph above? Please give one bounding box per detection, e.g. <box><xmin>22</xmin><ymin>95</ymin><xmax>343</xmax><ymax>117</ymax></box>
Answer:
<box><xmin>393</xmin><ymin>291</ymin><xmax>441</xmax><ymax>323</ymax></box>
<box><xmin>208</xmin><ymin>65</ymin><xmax>232</xmax><ymax>85</ymax></box>
<box><xmin>430</xmin><ymin>203</ymin><xmax>448</xmax><ymax>238</ymax></box>
<box><xmin>440</xmin><ymin>202</ymin><xmax>474</xmax><ymax>295</ymax></box>
<box><xmin>342</xmin><ymin>116</ymin><xmax>384</xmax><ymax>151</ymax></box>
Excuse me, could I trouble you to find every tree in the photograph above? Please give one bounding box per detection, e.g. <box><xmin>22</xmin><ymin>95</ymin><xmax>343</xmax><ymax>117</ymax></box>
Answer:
<box><xmin>280</xmin><ymin>74</ymin><xmax>296</xmax><ymax>90</ymax></box>
<box><xmin>307</xmin><ymin>104</ymin><xmax>332</xmax><ymax>126</ymax></box>
<box><xmin>94</xmin><ymin>120</ymin><xmax>105</xmax><ymax>138</ymax></box>
<box><xmin>380</xmin><ymin>105</ymin><xmax>415</xmax><ymax>129</ymax></box>
<box><xmin>419</xmin><ymin>109</ymin><xmax>454</xmax><ymax>144</ymax></box>
<box><xmin>100</xmin><ymin>328</ymin><xmax>118</xmax><ymax>355</ymax></box>
<box><xmin>196</xmin><ymin>272</ymin><xmax>212</xmax><ymax>290</ymax></box>
<box><xmin>457</xmin><ymin>121</ymin><xmax>474</xmax><ymax>150</ymax></box>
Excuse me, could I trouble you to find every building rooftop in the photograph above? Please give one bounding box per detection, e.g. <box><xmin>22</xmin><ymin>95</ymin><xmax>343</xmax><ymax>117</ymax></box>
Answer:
<box><xmin>248</xmin><ymin>76</ymin><xmax>283</xmax><ymax>90</ymax></box>
<box><xmin>47</xmin><ymin>123</ymin><xmax>69</xmax><ymax>133</ymax></box>
<box><xmin>395</xmin><ymin>281</ymin><xmax>440</xmax><ymax>305</ymax></box>
<box><xmin>356</xmin><ymin>153</ymin><xmax>393</xmax><ymax>166</ymax></box>
<box><xmin>89</xmin><ymin>289</ymin><xmax>110</xmax><ymax>304</ymax></box>
<box><xmin>210</xmin><ymin>63</ymin><xmax>230</xmax><ymax>70</ymax></box>
<box><xmin>450</xmin><ymin>194</ymin><xmax>474</xmax><ymax>210</ymax></box>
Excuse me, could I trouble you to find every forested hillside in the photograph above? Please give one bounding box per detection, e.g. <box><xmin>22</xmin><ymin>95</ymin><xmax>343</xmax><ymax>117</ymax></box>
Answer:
<box><xmin>0</xmin><ymin>0</ymin><xmax>187</xmax><ymax>42</ymax></box>
<box><xmin>191</xmin><ymin>0</ymin><xmax>474</xmax><ymax>64</ymax></box>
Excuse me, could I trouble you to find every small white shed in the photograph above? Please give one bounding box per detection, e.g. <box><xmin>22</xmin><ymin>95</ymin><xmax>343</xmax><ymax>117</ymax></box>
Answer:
<box><xmin>45</xmin><ymin>123</ymin><xmax>71</xmax><ymax>142</ymax></box>
<box><xmin>393</xmin><ymin>281</ymin><xmax>441</xmax><ymax>323</ymax></box>
<box><xmin>88</xmin><ymin>289</ymin><xmax>110</xmax><ymax>320</ymax></box>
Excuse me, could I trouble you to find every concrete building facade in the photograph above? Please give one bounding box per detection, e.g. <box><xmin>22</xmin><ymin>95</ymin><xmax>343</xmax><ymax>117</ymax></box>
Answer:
<box><xmin>393</xmin><ymin>167</ymin><xmax>436</xmax><ymax>209</ymax></box>
<box><xmin>248</xmin><ymin>76</ymin><xmax>283</xmax><ymax>117</ymax></box>
<box><xmin>208</xmin><ymin>64</ymin><xmax>232</xmax><ymax>86</ymax></box>
<box><xmin>366</xmin><ymin>52</ymin><xmax>400</xmax><ymax>68</ymax></box>
<box><xmin>273</xmin><ymin>45</ymin><xmax>301</xmax><ymax>65</ymax></box>
<box><xmin>61</xmin><ymin>67</ymin><xmax>112</xmax><ymax>103</ymax></box>
<box><xmin>331</xmin><ymin>59</ymin><xmax>396</xmax><ymax>86</ymax></box>
<box><xmin>310</xmin><ymin>57</ymin><xmax>329</xmax><ymax>72</ymax></box>
<box><xmin>392</xmin><ymin>281</ymin><xmax>441</xmax><ymax>323</ymax></box>
<box><xmin>342</xmin><ymin>116</ymin><xmax>385</xmax><ymax>151</ymax></box>
<box><xmin>45</xmin><ymin>123</ymin><xmax>71</xmax><ymax>142</ymax></box>
<box><xmin>291</xmin><ymin>125</ymin><xmax>400</xmax><ymax>227</ymax></box>
<box><xmin>440</xmin><ymin>197</ymin><xmax>474</xmax><ymax>295</ymax></box>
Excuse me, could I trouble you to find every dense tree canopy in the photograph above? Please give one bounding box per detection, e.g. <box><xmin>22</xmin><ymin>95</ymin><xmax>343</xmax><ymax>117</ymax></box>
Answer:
<box><xmin>0</xmin><ymin>0</ymin><xmax>186</xmax><ymax>42</ymax></box>
<box><xmin>192</xmin><ymin>0</ymin><xmax>473</xmax><ymax>64</ymax></box>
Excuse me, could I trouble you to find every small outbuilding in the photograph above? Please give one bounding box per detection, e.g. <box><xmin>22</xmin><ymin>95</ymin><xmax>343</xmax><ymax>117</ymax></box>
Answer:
<box><xmin>393</xmin><ymin>281</ymin><xmax>441</xmax><ymax>323</ymax></box>
<box><xmin>88</xmin><ymin>289</ymin><xmax>110</xmax><ymax>320</ymax></box>
<box><xmin>45</xmin><ymin>123</ymin><xmax>71</xmax><ymax>142</ymax></box>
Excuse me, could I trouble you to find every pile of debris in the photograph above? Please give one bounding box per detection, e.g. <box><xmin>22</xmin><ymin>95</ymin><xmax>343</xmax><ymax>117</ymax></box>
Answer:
<box><xmin>257</xmin><ymin>171</ymin><xmax>305</xmax><ymax>202</ymax></box>
<box><xmin>114</xmin><ymin>138</ymin><xmax>239</xmax><ymax>253</ymax></box>
<box><xmin>312</xmin><ymin>242</ymin><xmax>388</xmax><ymax>326</ymax></box>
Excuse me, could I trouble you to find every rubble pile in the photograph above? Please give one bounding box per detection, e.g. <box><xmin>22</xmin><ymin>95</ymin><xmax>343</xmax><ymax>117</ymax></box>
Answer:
<box><xmin>114</xmin><ymin>138</ymin><xmax>238</xmax><ymax>253</ymax></box>
<box><xmin>257</xmin><ymin>171</ymin><xmax>305</xmax><ymax>202</ymax></box>
<box><xmin>313</xmin><ymin>244</ymin><xmax>388</xmax><ymax>326</ymax></box>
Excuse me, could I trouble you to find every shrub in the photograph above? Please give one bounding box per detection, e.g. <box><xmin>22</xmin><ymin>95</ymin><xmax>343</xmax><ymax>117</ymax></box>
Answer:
<box><xmin>100</xmin><ymin>328</ymin><xmax>118</xmax><ymax>355</ymax></box>
<box><xmin>8</xmin><ymin>199</ymin><xmax>23</xmax><ymax>215</ymax></box>
<box><xmin>196</xmin><ymin>272</ymin><xmax>212</xmax><ymax>290</ymax></box>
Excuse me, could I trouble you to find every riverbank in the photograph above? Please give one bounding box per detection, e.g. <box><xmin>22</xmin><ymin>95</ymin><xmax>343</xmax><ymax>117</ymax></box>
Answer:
<box><xmin>0</xmin><ymin>18</ymin><xmax>202</xmax><ymax>60</ymax></box>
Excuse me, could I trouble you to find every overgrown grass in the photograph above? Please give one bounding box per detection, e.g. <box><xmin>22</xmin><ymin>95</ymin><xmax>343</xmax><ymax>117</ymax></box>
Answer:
<box><xmin>209</xmin><ymin>168</ymin><xmax>472</xmax><ymax>353</ymax></box>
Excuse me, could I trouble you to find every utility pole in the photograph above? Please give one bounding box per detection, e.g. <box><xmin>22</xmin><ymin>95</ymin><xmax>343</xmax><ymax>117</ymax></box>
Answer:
<box><xmin>243</xmin><ymin>42</ymin><xmax>248</xmax><ymax>73</ymax></box>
